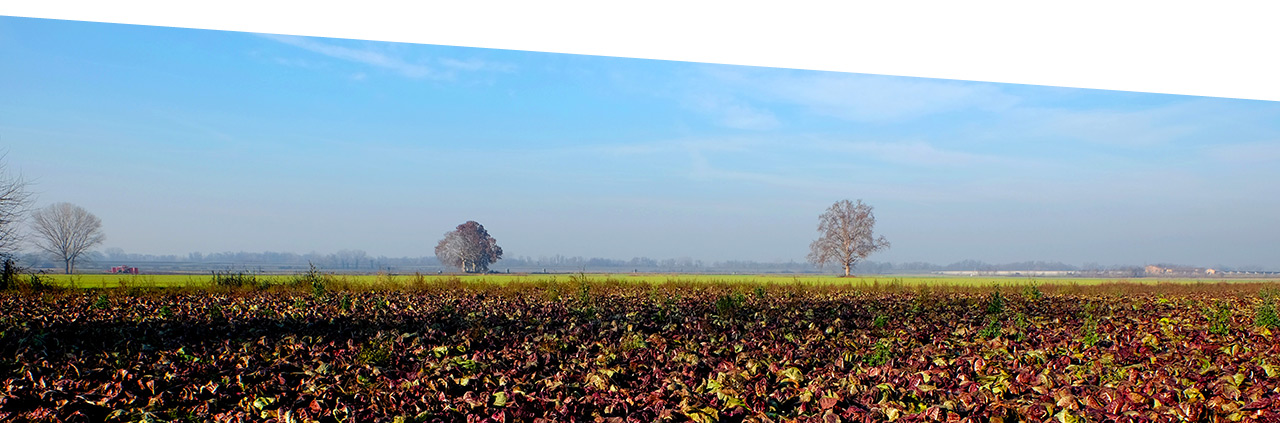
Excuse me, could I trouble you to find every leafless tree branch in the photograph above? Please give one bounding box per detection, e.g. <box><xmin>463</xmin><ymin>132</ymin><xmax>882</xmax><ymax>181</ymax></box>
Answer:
<box><xmin>31</xmin><ymin>202</ymin><xmax>105</xmax><ymax>274</ymax></box>
<box><xmin>0</xmin><ymin>154</ymin><xmax>34</xmax><ymax>254</ymax></box>
<box><xmin>807</xmin><ymin>199</ymin><xmax>890</xmax><ymax>276</ymax></box>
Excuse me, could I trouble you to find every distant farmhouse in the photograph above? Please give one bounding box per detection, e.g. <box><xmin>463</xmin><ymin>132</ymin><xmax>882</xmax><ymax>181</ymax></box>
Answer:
<box><xmin>1143</xmin><ymin>264</ymin><xmax>1280</xmax><ymax>277</ymax></box>
<box><xmin>1144</xmin><ymin>264</ymin><xmax>1216</xmax><ymax>276</ymax></box>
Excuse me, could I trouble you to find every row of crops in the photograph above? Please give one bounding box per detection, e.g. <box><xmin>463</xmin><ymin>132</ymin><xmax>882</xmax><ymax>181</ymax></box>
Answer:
<box><xmin>1</xmin><ymin>280</ymin><xmax>1279</xmax><ymax>422</ymax></box>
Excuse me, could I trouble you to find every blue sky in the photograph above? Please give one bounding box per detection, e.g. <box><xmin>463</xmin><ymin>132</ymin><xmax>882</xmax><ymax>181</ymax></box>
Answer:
<box><xmin>3</xmin><ymin>16</ymin><xmax>1279</xmax><ymax>268</ymax></box>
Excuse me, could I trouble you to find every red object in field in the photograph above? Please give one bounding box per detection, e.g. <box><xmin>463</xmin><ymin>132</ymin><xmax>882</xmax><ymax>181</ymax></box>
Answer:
<box><xmin>111</xmin><ymin>265</ymin><xmax>139</xmax><ymax>274</ymax></box>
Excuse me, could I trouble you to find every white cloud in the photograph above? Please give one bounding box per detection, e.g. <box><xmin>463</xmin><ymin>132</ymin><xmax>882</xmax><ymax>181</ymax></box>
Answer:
<box><xmin>682</xmin><ymin>95</ymin><xmax>779</xmax><ymax>130</ymax></box>
<box><xmin>260</xmin><ymin>34</ymin><xmax>517</xmax><ymax>81</ymax></box>
<box><xmin>260</xmin><ymin>34</ymin><xmax>439</xmax><ymax>78</ymax></box>
<box><xmin>775</xmin><ymin>76</ymin><xmax>1016</xmax><ymax>122</ymax></box>
<box><xmin>439</xmin><ymin>58</ymin><xmax>516</xmax><ymax>73</ymax></box>
<box><xmin>272</xmin><ymin>57</ymin><xmax>320</xmax><ymax>69</ymax></box>
<box><xmin>586</xmin><ymin>137</ymin><xmax>767</xmax><ymax>156</ymax></box>
<box><xmin>699</xmin><ymin>67</ymin><xmax>1020</xmax><ymax>122</ymax></box>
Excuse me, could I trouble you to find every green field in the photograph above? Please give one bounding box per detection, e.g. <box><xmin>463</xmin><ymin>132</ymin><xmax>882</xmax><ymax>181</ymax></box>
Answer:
<box><xmin>40</xmin><ymin>272</ymin><xmax>1273</xmax><ymax>289</ymax></box>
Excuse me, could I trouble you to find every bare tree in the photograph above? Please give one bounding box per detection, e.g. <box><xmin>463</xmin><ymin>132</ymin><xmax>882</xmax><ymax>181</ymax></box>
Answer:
<box><xmin>333</xmin><ymin>249</ymin><xmax>369</xmax><ymax>270</ymax></box>
<box><xmin>435</xmin><ymin>232</ymin><xmax>468</xmax><ymax>270</ymax></box>
<box><xmin>435</xmin><ymin>221</ymin><xmax>503</xmax><ymax>273</ymax></box>
<box><xmin>807</xmin><ymin>199</ymin><xmax>890</xmax><ymax>277</ymax></box>
<box><xmin>31</xmin><ymin>202</ymin><xmax>105</xmax><ymax>274</ymax></box>
<box><xmin>0</xmin><ymin>155</ymin><xmax>33</xmax><ymax>254</ymax></box>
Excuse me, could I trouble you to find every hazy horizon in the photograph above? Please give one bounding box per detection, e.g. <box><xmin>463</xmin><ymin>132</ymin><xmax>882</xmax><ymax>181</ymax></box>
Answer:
<box><xmin>55</xmin><ymin>247</ymin><xmax>1276</xmax><ymax>272</ymax></box>
<box><xmin>3</xmin><ymin>17</ymin><xmax>1279</xmax><ymax>269</ymax></box>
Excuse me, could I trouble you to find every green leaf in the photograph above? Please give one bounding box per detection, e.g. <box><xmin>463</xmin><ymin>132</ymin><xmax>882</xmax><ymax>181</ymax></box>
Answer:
<box><xmin>253</xmin><ymin>396</ymin><xmax>277</xmax><ymax>410</ymax></box>
<box><xmin>493</xmin><ymin>391</ymin><xmax>509</xmax><ymax>407</ymax></box>
<box><xmin>721</xmin><ymin>395</ymin><xmax>746</xmax><ymax>410</ymax></box>
<box><xmin>778</xmin><ymin>367</ymin><xmax>805</xmax><ymax>385</ymax></box>
<box><xmin>1054</xmin><ymin>409</ymin><xmax>1084</xmax><ymax>423</ymax></box>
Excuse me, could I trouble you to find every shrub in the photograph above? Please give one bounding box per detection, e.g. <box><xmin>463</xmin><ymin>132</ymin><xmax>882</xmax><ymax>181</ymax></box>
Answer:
<box><xmin>211</xmin><ymin>269</ymin><xmax>260</xmax><ymax>288</ymax></box>
<box><xmin>0</xmin><ymin>257</ymin><xmax>58</xmax><ymax>293</ymax></box>
<box><xmin>978</xmin><ymin>316</ymin><xmax>1002</xmax><ymax>339</ymax></box>
<box><xmin>0</xmin><ymin>254</ymin><xmax>17</xmax><ymax>290</ymax></box>
<box><xmin>574</xmin><ymin>279</ymin><xmax>597</xmax><ymax>319</ymax></box>
<box><xmin>1081</xmin><ymin>310</ymin><xmax>1100</xmax><ymax>346</ymax></box>
<box><xmin>1205</xmin><ymin>301</ymin><xmax>1233</xmax><ymax>335</ymax></box>
<box><xmin>576</xmin><ymin>280</ymin><xmax>592</xmax><ymax>304</ymax></box>
<box><xmin>872</xmin><ymin>314</ymin><xmax>889</xmax><ymax>329</ymax></box>
<box><xmin>1011</xmin><ymin>312</ymin><xmax>1029</xmax><ymax>341</ymax></box>
<box><xmin>715</xmin><ymin>291</ymin><xmax>746</xmax><ymax>319</ymax></box>
<box><xmin>864</xmin><ymin>339</ymin><xmax>892</xmax><ymax>366</ymax></box>
<box><xmin>986</xmin><ymin>288</ymin><xmax>1006</xmax><ymax>316</ymax></box>
<box><xmin>293</xmin><ymin>262</ymin><xmax>327</xmax><ymax>296</ymax></box>
<box><xmin>7</xmin><ymin>272</ymin><xmax>57</xmax><ymax>293</ymax></box>
<box><xmin>1022</xmin><ymin>283</ymin><xmax>1043</xmax><ymax>301</ymax></box>
<box><xmin>1256</xmin><ymin>289</ymin><xmax>1280</xmax><ymax>329</ymax></box>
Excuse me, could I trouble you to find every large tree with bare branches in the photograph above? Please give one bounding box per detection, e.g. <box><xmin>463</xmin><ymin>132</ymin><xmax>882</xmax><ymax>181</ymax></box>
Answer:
<box><xmin>807</xmin><ymin>199</ymin><xmax>890</xmax><ymax>277</ymax></box>
<box><xmin>0</xmin><ymin>155</ymin><xmax>33</xmax><ymax>255</ymax></box>
<box><xmin>435</xmin><ymin>221</ymin><xmax>502</xmax><ymax>273</ymax></box>
<box><xmin>31</xmin><ymin>202</ymin><xmax>105</xmax><ymax>274</ymax></box>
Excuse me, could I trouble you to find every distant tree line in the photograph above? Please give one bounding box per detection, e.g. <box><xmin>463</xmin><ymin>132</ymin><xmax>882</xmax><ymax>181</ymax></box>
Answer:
<box><xmin>504</xmin><ymin>255</ymin><xmax>713</xmax><ymax>271</ymax></box>
<box><xmin>14</xmin><ymin>248</ymin><xmax>1270</xmax><ymax>275</ymax></box>
<box><xmin>90</xmin><ymin>248</ymin><xmax>437</xmax><ymax>271</ymax></box>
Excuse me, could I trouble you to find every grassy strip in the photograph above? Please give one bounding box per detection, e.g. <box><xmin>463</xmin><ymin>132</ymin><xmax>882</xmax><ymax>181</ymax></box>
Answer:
<box><xmin>26</xmin><ymin>272</ymin><xmax>1280</xmax><ymax>297</ymax></box>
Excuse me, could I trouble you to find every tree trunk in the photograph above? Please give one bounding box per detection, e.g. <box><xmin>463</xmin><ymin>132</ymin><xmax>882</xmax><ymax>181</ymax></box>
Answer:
<box><xmin>843</xmin><ymin>264</ymin><xmax>851</xmax><ymax>277</ymax></box>
<box><xmin>65</xmin><ymin>258</ymin><xmax>73</xmax><ymax>274</ymax></box>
